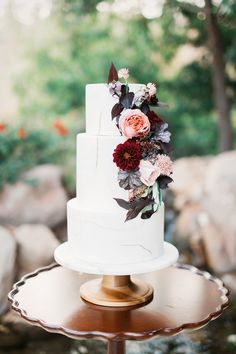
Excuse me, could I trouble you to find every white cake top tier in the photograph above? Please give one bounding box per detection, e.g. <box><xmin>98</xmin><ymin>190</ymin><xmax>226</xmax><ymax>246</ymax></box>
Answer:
<box><xmin>86</xmin><ymin>83</ymin><xmax>144</xmax><ymax>136</ymax></box>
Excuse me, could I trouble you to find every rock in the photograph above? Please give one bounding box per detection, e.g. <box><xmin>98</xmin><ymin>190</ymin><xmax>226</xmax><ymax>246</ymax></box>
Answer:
<box><xmin>174</xmin><ymin>204</ymin><xmax>208</xmax><ymax>267</ymax></box>
<box><xmin>13</xmin><ymin>224</ymin><xmax>60</xmax><ymax>278</ymax></box>
<box><xmin>204</xmin><ymin>151</ymin><xmax>236</xmax><ymax>232</ymax></box>
<box><xmin>175</xmin><ymin>203</ymin><xmax>203</xmax><ymax>239</ymax></box>
<box><xmin>171</xmin><ymin>156</ymin><xmax>212</xmax><ymax>210</ymax></box>
<box><xmin>203</xmin><ymin>151</ymin><xmax>236</xmax><ymax>272</ymax></box>
<box><xmin>0</xmin><ymin>165</ymin><xmax>67</xmax><ymax>228</ymax></box>
<box><xmin>0</xmin><ymin>226</ymin><xmax>16</xmax><ymax>315</ymax></box>
<box><xmin>2</xmin><ymin>310</ymin><xmax>53</xmax><ymax>340</ymax></box>
<box><xmin>222</xmin><ymin>273</ymin><xmax>236</xmax><ymax>294</ymax></box>
<box><xmin>200</xmin><ymin>223</ymin><xmax>235</xmax><ymax>273</ymax></box>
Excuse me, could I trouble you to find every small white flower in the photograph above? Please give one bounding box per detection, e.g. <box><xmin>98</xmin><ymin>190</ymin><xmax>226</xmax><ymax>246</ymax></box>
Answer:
<box><xmin>118</xmin><ymin>67</ymin><xmax>129</xmax><ymax>80</ymax></box>
<box><xmin>147</xmin><ymin>82</ymin><xmax>156</xmax><ymax>96</ymax></box>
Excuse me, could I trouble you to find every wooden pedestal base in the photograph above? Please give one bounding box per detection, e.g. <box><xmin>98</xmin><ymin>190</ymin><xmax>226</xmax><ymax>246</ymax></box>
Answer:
<box><xmin>80</xmin><ymin>275</ymin><xmax>153</xmax><ymax>307</ymax></box>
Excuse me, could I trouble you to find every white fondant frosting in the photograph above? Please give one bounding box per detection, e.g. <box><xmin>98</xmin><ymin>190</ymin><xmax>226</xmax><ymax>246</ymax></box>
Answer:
<box><xmin>67</xmin><ymin>198</ymin><xmax>164</xmax><ymax>265</ymax></box>
<box><xmin>76</xmin><ymin>133</ymin><xmax>127</xmax><ymax>209</ymax></box>
<box><xmin>54</xmin><ymin>82</ymin><xmax>178</xmax><ymax>270</ymax></box>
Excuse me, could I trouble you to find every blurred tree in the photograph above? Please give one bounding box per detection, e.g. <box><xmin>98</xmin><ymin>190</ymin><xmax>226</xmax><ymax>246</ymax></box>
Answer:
<box><xmin>205</xmin><ymin>0</ymin><xmax>232</xmax><ymax>151</ymax></box>
<box><xmin>161</xmin><ymin>0</ymin><xmax>235</xmax><ymax>152</ymax></box>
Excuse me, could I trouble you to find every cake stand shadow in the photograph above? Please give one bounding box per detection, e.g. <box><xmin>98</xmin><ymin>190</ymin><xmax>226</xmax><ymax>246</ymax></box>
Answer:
<box><xmin>8</xmin><ymin>263</ymin><xmax>229</xmax><ymax>354</ymax></box>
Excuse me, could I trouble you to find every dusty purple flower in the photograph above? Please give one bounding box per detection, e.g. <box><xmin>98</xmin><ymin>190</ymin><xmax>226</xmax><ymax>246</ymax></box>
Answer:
<box><xmin>153</xmin><ymin>123</ymin><xmax>171</xmax><ymax>143</ymax></box>
<box><xmin>118</xmin><ymin>169</ymin><xmax>142</xmax><ymax>190</ymax></box>
<box><xmin>108</xmin><ymin>81</ymin><xmax>122</xmax><ymax>96</ymax></box>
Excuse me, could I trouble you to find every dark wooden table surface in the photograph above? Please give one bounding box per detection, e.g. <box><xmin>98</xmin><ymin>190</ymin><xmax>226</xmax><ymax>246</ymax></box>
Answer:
<box><xmin>8</xmin><ymin>263</ymin><xmax>229</xmax><ymax>354</ymax></box>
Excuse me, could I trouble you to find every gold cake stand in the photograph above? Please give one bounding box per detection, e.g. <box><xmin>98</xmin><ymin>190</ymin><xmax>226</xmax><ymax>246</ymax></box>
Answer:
<box><xmin>80</xmin><ymin>274</ymin><xmax>153</xmax><ymax>307</ymax></box>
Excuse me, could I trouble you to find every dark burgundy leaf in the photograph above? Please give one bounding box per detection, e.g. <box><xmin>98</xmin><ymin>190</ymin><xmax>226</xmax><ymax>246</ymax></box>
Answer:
<box><xmin>141</xmin><ymin>207</ymin><xmax>155</xmax><ymax>219</ymax></box>
<box><xmin>111</xmin><ymin>103</ymin><xmax>123</xmax><ymax>120</ymax></box>
<box><xmin>114</xmin><ymin>198</ymin><xmax>131</xmax><ymax>210</ymax></box>
<box><xmin>108</xmin><ymin>63</ymin><xmax>118</xmax><ymax>83</ymax></box>
<box><xmin>125</xmin><ymin>208</ymin><xmax>141</xmax><ymax>222</ymax></box>
<box><xmin>147</xmin><ymin>111</ymin><xmax>164</xmax><ymax>125</ymax></box>
<box><xmin>159</xmin><ymin>142</ymin><xmax>173</xmax><ymax>154</ymax></box>
<box><xmin>129</xmin><ymin>197</ymin><xmax>153</xmax><ymax>210</ymax></box>
<box><xmin>148</xmin><ymin>95</ymin><xmax>158</xmax><ymax>106</ymax></box>
<box><xmin>157</xmin><ymin>175</ymin><xmax>173</xmax><ymax>189</ymax></box>
<box><xmin>120</xmin><ymin>92</ymin><xmax>134</xmax><ymax>109</ymax></box>
<box><xmin>125</xmin><ymin>197</ymin><xmax>155</xmax><ymax>221</ymax></box>
<box><xmin>140</xmin><ymin>101</ymin><xmax>150</xmax><ymax>114</ymax></box>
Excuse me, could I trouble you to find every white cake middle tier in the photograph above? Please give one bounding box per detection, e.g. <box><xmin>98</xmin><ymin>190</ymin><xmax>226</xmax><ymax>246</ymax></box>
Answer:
<box><xmin>67</xmin><ymin>198</ymin><xmax>164</xmax><ymax>265</ymax></box>
<box><xmin>76</xmin><ymin>133</ymin><xmax>127</xmax><ymax>210</ymax></box>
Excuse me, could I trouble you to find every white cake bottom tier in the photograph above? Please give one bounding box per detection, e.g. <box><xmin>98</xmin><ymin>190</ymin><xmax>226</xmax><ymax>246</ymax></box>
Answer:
<box><xmin>67</xmin><ymin>198</ymin><xmax>164</xmax><ymax>265</ymax></box>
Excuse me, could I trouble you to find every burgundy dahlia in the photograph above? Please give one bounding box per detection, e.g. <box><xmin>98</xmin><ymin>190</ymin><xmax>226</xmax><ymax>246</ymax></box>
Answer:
<box><xmin>113</xmin><ymin>140</ymin><xmax>142</xmax><ymax>171</ymax></box>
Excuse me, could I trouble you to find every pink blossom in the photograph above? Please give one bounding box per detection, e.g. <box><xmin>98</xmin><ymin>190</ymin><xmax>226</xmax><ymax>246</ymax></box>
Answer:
<box><xmin>146</xmin><ymin>82</ymin><xmax>156</xmax><ymax>96</ymax></box>
<box><xmin>119</xmin><ymin>109</ymin><xmax>150</xmax><ymax>139</ymax></box>
<box><xmin>139</xmin><ymin>159</ymin><xmax>161</xmax><ymax>187</ymax></box>
<box><xmin>156</xmin><ymin>154</ymin><xmax>173</xmax><ymax>176</ymax></box>
<box><xmin>118</xmin><ymin>68</ymin><xmax>129</xmax><ymax>80</ymax></box>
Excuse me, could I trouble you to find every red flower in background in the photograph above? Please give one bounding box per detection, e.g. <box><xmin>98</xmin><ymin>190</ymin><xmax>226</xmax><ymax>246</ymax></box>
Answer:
<box><xmin>113</xmin><ymin>140</ymin><xmax>142</xmax><ymax>171</ymax></box>
<box><xmin>17</xmin><ymin>128</ymin><xmax>27</xmax><ymax>139</ymax></box>
<box><xmin>0</xmin><ymin>123</ymin><xmax>7</xmax><ymax>133</ymax></box>
<box><xmin>53</xmin><ymin>119</ymin><xmax>68</xmax><ymax>136</ymax></box>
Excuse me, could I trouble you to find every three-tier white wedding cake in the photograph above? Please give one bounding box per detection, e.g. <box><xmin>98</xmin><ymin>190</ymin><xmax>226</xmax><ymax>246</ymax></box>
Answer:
<box><xmin>55</xmin><ymin>65</ymin><xmax>178</xmax><ymax>275</ymax></box>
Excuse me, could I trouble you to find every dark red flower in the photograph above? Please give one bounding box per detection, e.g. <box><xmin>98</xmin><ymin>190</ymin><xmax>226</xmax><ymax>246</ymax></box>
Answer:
<box><xmin>147</xmin><ymin>111</ymin><xmax>164</xmax><ymax>126</ymax></box>
<box><xmin>113</xmin><ymin>140</ymin><xmax>142</xmax><ymax>171</ymax></box>
<box><xmin>53</xmin><ymin>119</ymin><xmax>68</xmax><ymax>136</ymax></box>
<box><xmin>0</xmin><ymin>123</ymin><xmax>7</xmax><ymax>133</ymax></box>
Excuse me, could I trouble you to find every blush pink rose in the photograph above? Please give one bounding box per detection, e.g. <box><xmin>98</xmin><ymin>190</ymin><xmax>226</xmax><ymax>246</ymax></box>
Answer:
<box><xmin>139</xmin><ymin>159</ymin><xmax>161</xmax><ymax>187</ymax></box>
<box><xmin>119</xmin><ymin>109</ymin><xmax>150</xmax><ymax>139</ymax></box>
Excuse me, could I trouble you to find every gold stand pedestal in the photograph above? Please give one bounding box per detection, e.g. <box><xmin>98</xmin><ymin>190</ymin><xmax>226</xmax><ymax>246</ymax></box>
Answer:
<box><xmin>80</xmin><ymin>275</ymin><xmax>153</xmax><ymax>307</ymax></box>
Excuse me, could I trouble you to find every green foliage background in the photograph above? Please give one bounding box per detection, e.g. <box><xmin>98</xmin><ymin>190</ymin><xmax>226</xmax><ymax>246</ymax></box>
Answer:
<box><xmin>2</xmin><ymin>0</ymin><xmax>236</xmax><ymax>190</ymax></box>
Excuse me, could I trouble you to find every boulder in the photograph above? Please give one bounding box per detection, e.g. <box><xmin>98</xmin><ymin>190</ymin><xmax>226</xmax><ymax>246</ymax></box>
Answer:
<box><xmin>174</xmin><ymin>204</ymin><xmax>208</xmax><ymax>267</ymax></box>
<box><xmin>202</xmin><ymin>151</ymin><xmax>236</xmax><ymax>272</ymax></box>
<box><xmin>0</xmin><ymin>226</ymin><xmax>16</xmax><ymax>315</ymax></box>
<box><xmin>171</xmin><ymin>156</ymin><xmax>212</xmax><ymax>210</ymax></box>
<box><xmin>175</xmin><ymin>203</ymin><xmax>204</xmax><ymax>240</ymax></box>
<box><xmin>204</xmin><ymin>151</ymin><xmax>236</xmax><ymax>232</ymax></box>
<box><xmin>13</xmin><ymin>224</ymin><xmax>60</xmax><ymax>278</ymax></box>
<box><xmin>0</xmin><ymin>165</ymin><xmax>67</xmax><ymax>228</ymax></box>
<box><xmin>222</xmin><ymin>273</ymin><xmax>236</xmax><ymax>294</ymax></box>
<box><xmin>170</xmin><ymin>152</ymin><xmax>236</xmax><ymax>275</ymax></box>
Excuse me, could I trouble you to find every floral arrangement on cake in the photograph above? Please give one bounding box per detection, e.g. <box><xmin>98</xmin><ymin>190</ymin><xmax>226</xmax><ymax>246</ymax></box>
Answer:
<box><xmin>107</xmin><ymin>63</ymin><xmax>173</xmax><ymax>221</ymax></box>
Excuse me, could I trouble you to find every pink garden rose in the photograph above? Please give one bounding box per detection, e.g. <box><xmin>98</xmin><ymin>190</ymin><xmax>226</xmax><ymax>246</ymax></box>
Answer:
<box><xmin>139</xmin><ymin>159</ymin><xmax>161</xmax><ymax>187</ymax></box>
<box><xmin>119</xmin><ymin>109</ymin><xmax>150</xmax><ymax>139</ymax></box>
